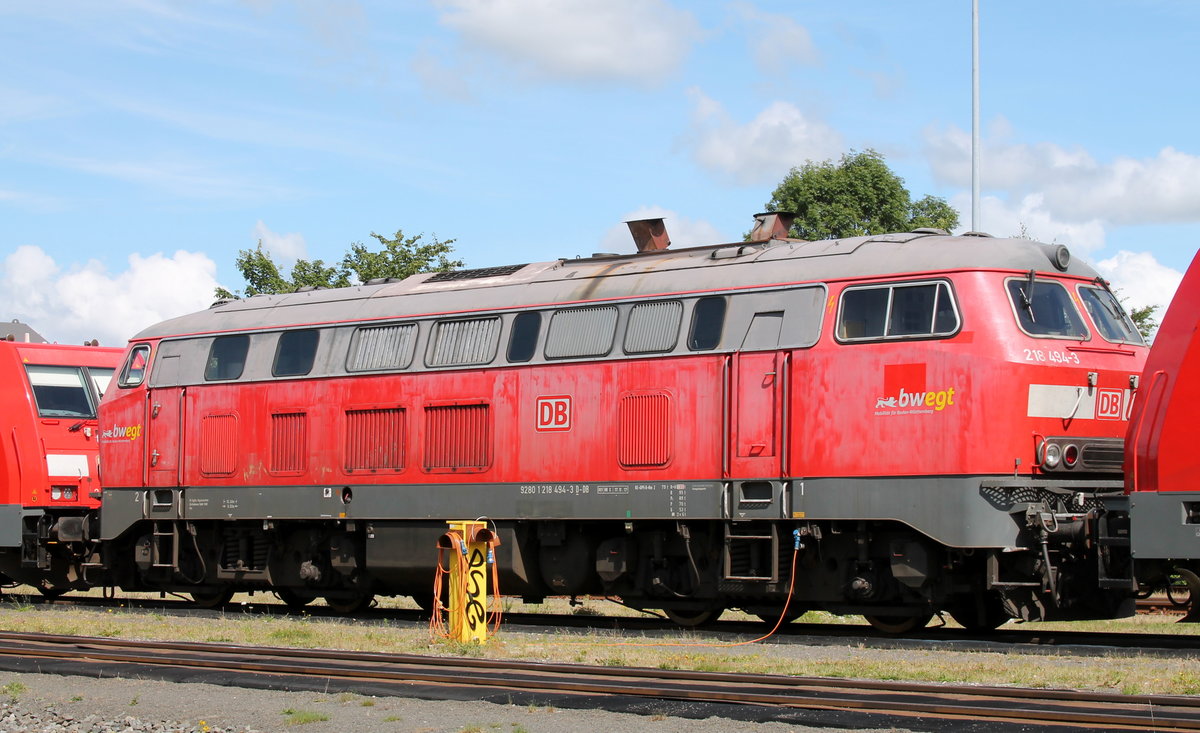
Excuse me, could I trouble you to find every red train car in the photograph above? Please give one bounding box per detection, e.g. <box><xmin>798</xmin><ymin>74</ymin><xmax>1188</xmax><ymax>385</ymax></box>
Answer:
<box><xmin>9</xmin><ymin>220</ymin><xmax>1152</xmax><ymax>630</ymax></box>
<box><xmin>1126</xmin><ymin>248</ymin><xmax>1200</xmax><ymax>600</ymax></box>
<box><xmin>0</xmin><ymin>337</ymin><xmax>123</xmax><ymax>594</ymax></box>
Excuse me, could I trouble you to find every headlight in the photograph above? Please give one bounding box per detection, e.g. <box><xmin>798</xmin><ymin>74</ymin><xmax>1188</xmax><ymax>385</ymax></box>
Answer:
<box><xmin>1043</xmin><ymin>443</ymin><xmax>1062</xmax><ymax>468</ymax></box>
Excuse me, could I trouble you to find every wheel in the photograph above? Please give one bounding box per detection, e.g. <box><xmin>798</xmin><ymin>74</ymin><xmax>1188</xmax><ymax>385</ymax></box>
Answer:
<box><xmin>324</xmin><ymin>593</ymin><xmax>375</xmax><ymax>614</ymax></box>
<box><xmin>190</xmin><ymin>587</ymin><xmax>234</xmax><ymax>609</ymax></box>
<box><xmin>948</xmin><ymin>595</ymin><xmax>1011</xmax><ymax>632</ymax></box>
<box><xmin>663</xmin><ymin>606</ymin><xmax>723</xmax><ymax>627</ymax></box>
<box><xmin>36</xmin><ymin>582</ymin><xmax>68</xmax><ymax>600</ymax></box>
<box><xmin>864</xmin><ymin>612</ymin><xmax>933</xmax><ymax>634</ymax></box>
<box><xmin>274</xmin><ymin>588</ymin><xmax>313</xmax><ymax>610</ymax></box>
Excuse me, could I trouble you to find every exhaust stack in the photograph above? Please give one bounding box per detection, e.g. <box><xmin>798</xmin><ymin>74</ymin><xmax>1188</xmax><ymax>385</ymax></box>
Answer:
<box><xmin>626</xmin><ymin>218</ymin><xmax>671</xmax><ymax>253</ymax></box>
<box><xmin>747</xmin><ymin>212</ymin><xmax>796</xmax><ymax>242</ymax></box>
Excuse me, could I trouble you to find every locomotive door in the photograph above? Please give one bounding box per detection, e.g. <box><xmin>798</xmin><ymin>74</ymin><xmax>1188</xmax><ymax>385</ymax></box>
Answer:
<box><xmin>728</xmin><ymin>312</ymin><xmax>785</xmax><ymax>479</ymax></box>
<box><xmin>145</xmin><ymin>355</ymin><xmax>184</xmax><ymax>487</ymax></box>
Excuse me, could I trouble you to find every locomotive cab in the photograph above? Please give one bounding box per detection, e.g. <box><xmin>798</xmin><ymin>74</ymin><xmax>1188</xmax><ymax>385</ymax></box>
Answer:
<box><xmin>0</xmin><ymin>338</ymin><xmax>123</xmax><ymax>594</ymax></box>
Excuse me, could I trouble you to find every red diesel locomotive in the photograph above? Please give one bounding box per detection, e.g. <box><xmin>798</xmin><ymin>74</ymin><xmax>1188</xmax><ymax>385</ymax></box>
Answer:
<box><xmin>0</xmin><ymin>335</ymin><xmax>123</xmax><ymax>595</ymax></box>
<box><xmin>1</xmin><ymin>218</ymin><xmax>1153</xmax><ymax>630</ymax></box>
<box><xmin>1126</xmin><ymin>248</ymin><xmax>1200</xmax><ymax>601</ymax></box>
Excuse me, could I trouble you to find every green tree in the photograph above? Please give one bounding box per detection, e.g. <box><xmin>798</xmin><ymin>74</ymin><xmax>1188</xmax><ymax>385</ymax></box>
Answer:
<box><xmin>765</xmin><ymin>149</ymin><xmax>959</xmax><ymax>240</ymax></box>
<box><xmin>1128</xmin><ymin>303</ymin><xmax>1159</xmax><ymax>341</ymax></box>
<box><xmin>215</xmin><ymin>229</ymin><xmax>462</xmax><ymax>299</ymax></box>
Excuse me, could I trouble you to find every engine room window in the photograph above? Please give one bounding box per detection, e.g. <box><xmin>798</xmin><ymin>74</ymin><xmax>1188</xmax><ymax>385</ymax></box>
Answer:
<box><xmin>117</xmin><ymin>344</ymin><xmax>150</xmax><ymax>388</ymax></box>
<box><xmin>273</xmin><ymin>329</ymin><xmax>319</xmax><ymax>377</ymax></box>
<box><xmin>25</xmin><ymin>365</ymin><xmax>96</xmax><ymax>418</ymax></box>
<box><xmin>838</xmin><ymin>281</ymin><xmax>959</xmax><ymax>341</ymax></box>
<box><xmin>507</xmin><ymin>311</ymin><xmax>541</xmax><ymax>363</ymax></box>
<box><xmin>624</xmin><ymin>300</ymin><xmax>682</xmax><ymax>354</ymax></box>
<box><xmin>427</xmin><ymin>317</ymin><xmax>501</xmax><ymax>367</ymax></box>
<box><xmin>1078</xmin><ymin>285</ymin><xmax>1145</xmax><ymax>345</ymax></box>
<box><xmin>204</xmin><ymin>334</ymin><xmax>250</xmax><ymax>381</ymax></box>
<box><xmin>544</xmin><ymin>305</ymin><xmax>618</xmax><ymax>358</ymax></box>
<box><xmin>1007</xmin><ymin>278</ymin><xmax>1088</xmax><ymax>339</ymax></box>
<box><xmin>347</xmin><ymin>323</ymin><xmax>417</xmax><ymax>372</ymax></box>
<box><xmin>687</xmin><ymin>296</ymin><xmax>727</xmax><ymax>351</ymax></box>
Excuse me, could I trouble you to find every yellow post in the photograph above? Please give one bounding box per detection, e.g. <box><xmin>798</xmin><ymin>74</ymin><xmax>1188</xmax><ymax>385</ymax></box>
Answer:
<box><xmin>446</xmin><ymin>520</ymin><xmax>490</xmax><ymax>643</ymax></box>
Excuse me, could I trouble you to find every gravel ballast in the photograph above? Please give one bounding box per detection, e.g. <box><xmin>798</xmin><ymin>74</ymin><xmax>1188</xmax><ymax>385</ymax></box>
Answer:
<box><xmin>0</xmin><ymin>671</ymin><xmax>910</xmax><ymax>733</ymax></box>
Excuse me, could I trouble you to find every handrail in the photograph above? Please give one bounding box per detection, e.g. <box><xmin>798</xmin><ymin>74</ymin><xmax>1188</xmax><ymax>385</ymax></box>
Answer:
<box><xmin>1130</xmin><ymin>369</ymin><xmax>1167</xmax><ymax>490</ymax></box>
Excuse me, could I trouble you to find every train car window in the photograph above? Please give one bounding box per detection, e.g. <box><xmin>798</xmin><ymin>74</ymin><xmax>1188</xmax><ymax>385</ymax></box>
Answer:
<box><xmin>273</xmin><ymin>329</ymin><xmax>319</xmax><ymax>377</ymax></box>
<box><xmin>204</xmin><ymin>334</ymin><xmax>250</xmax><ymax>381</ymax></box>
<box><xmin>117</xmin><ymin>344</ymin><xmax>151</xmax><ymax>388</ymax></box>
<box><xmin>347</xmin><ymin>323</ymin><xmax>417</xmax><ymax>372</ymax></box>
<box><xmin>624</xmin><ymin>300</ymin><xmax>682</xmax><ymax>354</ymax></box>
<box><xmin>25</xmin><ymin>365</ymin><xmax>95</xmax><ymax>418</ymax></box>
<box><xmin>544</xmin><ymin>305</ymin><xmax>618</xmax><ymax>358</ymax></box>
<box><xmin>1078</xmin><ymin>285</ymin><xmax>1145</xmax><ymax>345</ymax></box>
<box><xmin>88</xmin><ymin>367</ymin><xmax>115</xmax><ymax>399</ymax></box>
<box><xmin>838</xmin><ymin>281</ymin><xmax>960</xmax><ymax>341</ymax></box>
<box><xmin>688</xmin><ymin>296</ymin><xmax>727</xmax><ymax>350</ymax></box>
<box><xmin>1006</xmin><ymin>279</ymin><xmax>1088</xmax><ymax>339</ymax></box>
<box><xmin>507</xmin><ymin>311</ymin><xmax>541</xmax><ymax>363</ymax></box>
<box><xmin>839</xmin><ymin>288</ymin><xmax>889</xmax><ymax>339</ymax></box>
<box><xmin>427</xmin><ymin>316</ymin><xmax>501</xmax><ymax>367</ymax></box>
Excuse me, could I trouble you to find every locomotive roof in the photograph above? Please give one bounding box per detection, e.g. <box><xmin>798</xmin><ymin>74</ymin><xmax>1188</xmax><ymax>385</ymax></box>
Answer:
<box><xmin>137</xmin><ymin>231</ymin><xmax>1100</xmax><ymax>340</ymax></box>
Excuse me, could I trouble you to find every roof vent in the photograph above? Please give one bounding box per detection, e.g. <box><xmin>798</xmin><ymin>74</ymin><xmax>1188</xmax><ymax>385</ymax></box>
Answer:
<box><xmin>910</xmin><ymin>228</ymin><xmax>949</xmax><ymax>236</ymax></box>
<box><xmin>961</xmin><ymin>231</ymin><xmax>994</xmax><ymax>237</ymax></box>
<box><xmin>625</xmin><ymin>218</ymin><xmax>671</xmax><ymax>252</ymax></box>
<box><xmin>747</xmin><ymin>212</ymin><xmax>796</xmax><ymax>242</ymax></box>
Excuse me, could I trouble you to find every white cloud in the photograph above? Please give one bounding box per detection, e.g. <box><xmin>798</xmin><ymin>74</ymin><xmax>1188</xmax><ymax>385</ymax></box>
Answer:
<box><xmin>434</xmin><ymin>0</ymin><xmax>700</xmax><ymax>84</ymax></box>
<box><xmin>1094</xmin><ymin>250</ymin><xmax>1184</xmax><ymax>323</ymax></box>
<box><xmin>598</xmin><ymin>205</ymin><xmax>726</xmax><ymax>254</ymax></box>
<box><xmin>0</xmin><ymin>245</ymin><xmax>220</xmax><ymax>346</ymax></box>
<box><xmin>926</xmin><ymin>123</ymin><xmax>1200</xmax><ymax>226</ymax></box>
<box><xmin>731</xmin><ymin>2</ymin><xmax>818</xmax><ymax>75</ymax></box>
<box><xmin>686</xmin><ymin>89</ymin><xmax>843</xmax><ymax>185</ymax></box>
<box><xmin>949</xmin><ymin>191</ymin><xmax>1108</xmax><ymax>254</ymax></box>
<box><xmin>253</xmin><ymin>220</ymin><xmax>308</xmax><ymax>263</ymax></box>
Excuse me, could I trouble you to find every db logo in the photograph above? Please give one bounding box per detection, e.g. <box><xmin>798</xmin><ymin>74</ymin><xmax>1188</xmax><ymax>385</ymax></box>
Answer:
<box><xmin>1096</xmin><ymin>388</ymin><xmax>1124</xmax><ymax>420</ymax></box>
<box><xmin>535</xmin><ymin>396</ymin><xmax>572</xmax><ymax>432</ymax></box>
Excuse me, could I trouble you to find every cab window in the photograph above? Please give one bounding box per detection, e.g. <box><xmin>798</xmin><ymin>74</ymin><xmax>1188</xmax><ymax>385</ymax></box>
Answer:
<box><xmin>1078</xmin><ymin>285</ymin><xmax>1145</xmax><ymax>345</ymax></box>
<box><xmin>117</xmin><ymin>344</ymin><xmax>151</xmax><ymax>388</ymax></box>
<box><xmin>26</xmin><ymin>365</ymin><xmax>95</xmax><ymax>418</ymax></box>
<box><xmin>1006</xmin><ymin>278</ymin><xmax>1088</xmax><ymax>339</ymax></box>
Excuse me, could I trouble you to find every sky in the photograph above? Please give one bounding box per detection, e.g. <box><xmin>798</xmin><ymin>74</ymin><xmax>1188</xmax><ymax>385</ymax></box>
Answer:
<box><xmin>2</xmin><ymin>0</ymin><xmax>1198</xmax><ymax>346</ymax></box>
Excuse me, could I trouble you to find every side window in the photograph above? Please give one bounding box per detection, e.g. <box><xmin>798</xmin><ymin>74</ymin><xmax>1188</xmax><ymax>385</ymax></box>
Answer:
<box><xmin>347</xmin><ymin>323</ymin><xmax>417</xmax><ymax>372</ymax></box>
<box><xmin>688</xmin><ymin>296</ymin><xmax>727</xmax><ymax>351</ymax></box>
<box><xmin>26</xmin><ymin>365</ymin><xmax>95</xmax><ymax>418</ymax></box>
<box><xmin>205</xmin><ymin>334</ymin><xmax>250</xmax><ymax>381</ymax></box>
<box><xmin>1007</xmin><ymin>278</ymin><xmax>1088</xmax><ymax>339</ymax></box>
<box><xmin>624</xmin><ymin>300</ymin><xmax>682</xmax><ymax>354</ymax></box>
<box><xmin>1078</xmin><ymin>285</ymin><xmax>1145</xmax><ymax>345</ymax></box>
<box><xmin>427</xmin><ymin>317</ymin><xmax>501</xmax><ymax>367</ymax></box>
<box><xmin>273</xmin><ymin>329</ymin><xmax>319</xmax><ymax>377</ymax></box>
<box><xmin>117</xmin><ymin>344</ymin><xmax>151</xmax><ymax>388</ymax></box>
<box><xmin>839</xmin><ymin>281</ymin><xmax>959</xmax><ymax>341</ymax></box>
<box><xmin>507</xmin><ymin>312</ymin><xmax>541</xmax><ymax>363</ymax></box>
<box><xmin>89</xmin><ymin>367</ymin><xmax>115</xmax><ymax>399</ymax></box>
<box><xmin>544</xmin><ymin>306</ymin><xmax>618</xmax><ymax>358</ymax></box>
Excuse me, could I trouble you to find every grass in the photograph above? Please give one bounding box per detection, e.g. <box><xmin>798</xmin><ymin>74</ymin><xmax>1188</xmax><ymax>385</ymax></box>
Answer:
<box><xmin>281</xmin><ymin>708</ymin><xmax>330</xmax><ymax>725</ymax></box>
<box><xmin>3</xmin><ymin>588</ymin><xmax>1199</xmax><ymax>695</ymax></box>
<box><xmin>1</xmin><ymin>681</ymin><xmax>26</xmax><ymax>701</ymax></box>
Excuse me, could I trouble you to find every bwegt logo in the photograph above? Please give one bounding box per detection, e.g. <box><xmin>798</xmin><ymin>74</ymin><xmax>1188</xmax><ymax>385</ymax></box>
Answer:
<box><xmin>101</xmin><ymin>424</ymin><xmax>143</xmax><ymax>441</ymax></box>
<box><xmin>875</xmin><ymin>387</ymin><xmax>957</xmax><ymax>412</ymax></box>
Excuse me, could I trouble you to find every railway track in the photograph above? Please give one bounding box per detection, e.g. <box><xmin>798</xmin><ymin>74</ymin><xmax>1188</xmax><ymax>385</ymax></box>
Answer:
<box><xmin>0</xmin><ymin>630</ymin><xmax>1197</xmax><ymax>732</ymax></box>
<box><xmin>10</xmin><ymin>590</ymin><xmax>1200</xmax><ymax>659</ymax></box>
